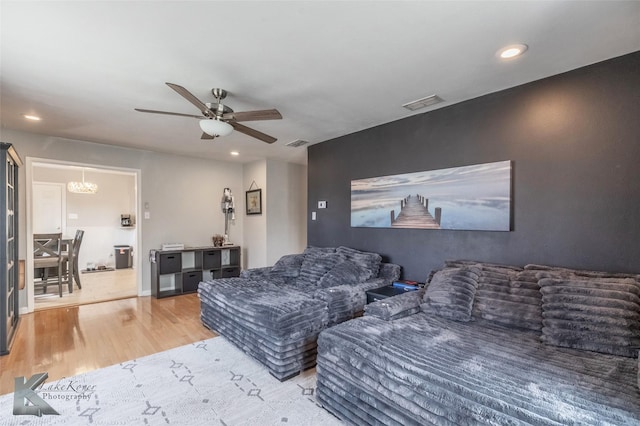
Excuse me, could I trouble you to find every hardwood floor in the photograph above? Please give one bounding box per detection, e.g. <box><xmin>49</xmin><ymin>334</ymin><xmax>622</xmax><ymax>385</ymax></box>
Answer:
<box><xmin>0</xmin><ymin>294</ymin><xmax>216</xmax><ymax>396</ymax></box>
<box><xmin>34</xmin><ymin>268</ymin><xmax>137</xmax><ymax>310</ymax></box>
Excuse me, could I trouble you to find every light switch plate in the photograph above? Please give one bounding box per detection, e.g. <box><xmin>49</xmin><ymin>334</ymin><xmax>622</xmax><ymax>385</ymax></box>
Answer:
<box><xmin>312</xmin><ymin>212</ymin><xmax>317</xmax><ymax>220</ymax></box>
<box><xmin>318</xmin><ymin>201</ymin><xmax>327</xmax><ymax>209</ymax></box>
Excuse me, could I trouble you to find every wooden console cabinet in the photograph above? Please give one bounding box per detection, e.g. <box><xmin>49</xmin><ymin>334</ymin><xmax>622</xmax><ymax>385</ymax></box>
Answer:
<box><xmin>150</xmin><ymin>246</ymin><xmax>240</xmax><ymax>298</ymax></box>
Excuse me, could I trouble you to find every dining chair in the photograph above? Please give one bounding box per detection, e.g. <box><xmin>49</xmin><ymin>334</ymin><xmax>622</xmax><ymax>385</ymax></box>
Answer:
<box><xmin>62</xmin><ymin>229</ymin><xmax>84</xmax><ymax>291</ymax></box>
<box><xmin>33</xmin><ymin>233</ymin><xmax>65</xmax><ymax>297</ymax></box>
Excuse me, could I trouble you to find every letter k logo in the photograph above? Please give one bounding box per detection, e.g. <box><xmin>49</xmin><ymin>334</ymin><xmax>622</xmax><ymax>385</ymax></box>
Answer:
<box><xmin>13</xmin><ymin>373</ymin><xmax>59</xmax><ymax>416</ymax></box>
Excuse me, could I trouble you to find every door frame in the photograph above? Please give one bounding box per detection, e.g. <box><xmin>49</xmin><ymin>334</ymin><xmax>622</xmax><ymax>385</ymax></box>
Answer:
<box><xmin>24</xmin><ymin>157</ymin><xmax>143</xmax><ymax>313</ymax></box>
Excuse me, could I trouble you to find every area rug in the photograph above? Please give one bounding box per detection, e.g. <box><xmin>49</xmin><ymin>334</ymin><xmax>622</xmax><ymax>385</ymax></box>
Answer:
<box><xmin>0</xmin><ymin>337</ymin><xmax>342</xmax><ymax>425</ymax></box>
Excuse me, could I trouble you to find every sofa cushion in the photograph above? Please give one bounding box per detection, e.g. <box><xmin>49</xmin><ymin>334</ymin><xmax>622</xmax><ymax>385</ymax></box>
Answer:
<box><xmin>473</xmin><ymin>267</ymin><xmax>543</xmax><ymax>331</ymax></box>
<box><xmin>270</xmin><ymin>254</ymin><xmax>305</xmax><ymax>278</ymax></box>
<box><xmin>422</xmin><ymin>265</ymin><xmax>481</xmax><ymax>322</ymax></box>
<box><xmin>317</xmin><ymin>260</ymin><xmax>365</xmax><ymax>289</ymax></box>
<box><xmin>539</xmin><ymin>277</ymin><xmax>640</xmax><ymax>357</ymax></box>
<box><xmin>336</xmin><ymin>246</ymin><xmax>381</xmax><ymax>280</ymax></box>
<box><xmin>365</xmin><ymin>289</ymin><xmax>424</xmax><ymax>321</ymax></box>
<box><xmin>296</xmin><ymin>251</ymin><xmax>343</xmax><ymax>287</ymax></box>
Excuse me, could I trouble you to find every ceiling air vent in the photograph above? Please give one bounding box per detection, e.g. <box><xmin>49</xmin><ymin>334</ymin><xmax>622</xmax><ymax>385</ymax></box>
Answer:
<box><xmin>285</xmin><ymin>139</ymin><xmax>308</xmax><ymax>148</ymax></box>
<box><xmin>402</xmin><ymin>94</ymin><xmax>443</xmax><ymax>111</ymax></box>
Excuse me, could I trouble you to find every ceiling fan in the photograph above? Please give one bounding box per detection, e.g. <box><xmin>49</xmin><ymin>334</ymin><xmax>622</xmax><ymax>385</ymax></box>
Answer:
<box><xmin>135</xmin><ymin>82</ymin><xmax>282</xmax><ymax>144</ymax></box>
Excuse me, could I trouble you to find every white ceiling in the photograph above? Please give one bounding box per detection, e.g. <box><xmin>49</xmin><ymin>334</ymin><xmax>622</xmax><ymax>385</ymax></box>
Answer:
<box><xmin>1</xmin><ymin>1</ymin><xmax>639</xmax><ymax>165</ymax></box>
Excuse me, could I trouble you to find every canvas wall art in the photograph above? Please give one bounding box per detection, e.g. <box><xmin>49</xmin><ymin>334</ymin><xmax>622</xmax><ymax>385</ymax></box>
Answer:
<box><xmin>351</xmin><ymin>160</ymin><xmax>512</xmax><ymax>231</ymax></box>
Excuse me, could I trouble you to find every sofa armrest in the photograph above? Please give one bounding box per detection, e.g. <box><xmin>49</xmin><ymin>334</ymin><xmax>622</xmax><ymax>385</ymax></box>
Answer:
<box><xmin>314</xmin><ymin>278</ymin><xmax>389</xmax><ymax>325</ymax></box>
<box><xmin>364</xmin><ymin>289</ymin><xmax>425</xmax><ymax>321</ymax></box>
<box><xmin>240</xmin><ymin>267</ymin><xmax>272</xmax><ymax>280</ymax></box>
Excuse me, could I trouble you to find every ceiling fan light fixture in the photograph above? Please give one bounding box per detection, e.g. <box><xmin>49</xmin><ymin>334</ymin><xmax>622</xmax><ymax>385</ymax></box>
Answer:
<box><xmin>199</xmin><ymin>119</ymin><xmax>233</xmax><ymax>137</ymax></box>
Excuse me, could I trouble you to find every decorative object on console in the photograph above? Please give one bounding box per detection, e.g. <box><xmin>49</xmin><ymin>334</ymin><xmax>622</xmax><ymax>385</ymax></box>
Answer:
<box><xmin>212</xmin><ymin>234</ymin><xmax>225</xmax><ymax>247</ymax></box>
<box><xmin>161</xmin><ymin>243</ymin><xmax>184</xmax><ymax>251</ymax></box>
<box><xmin>221</xmin><ymin>188</ymin><xmax>235</xmax><ymax>245</ymax></box>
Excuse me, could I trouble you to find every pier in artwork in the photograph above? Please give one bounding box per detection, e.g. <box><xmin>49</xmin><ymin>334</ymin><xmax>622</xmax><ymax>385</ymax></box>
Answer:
<box><xmin>390</xmin><ymin>195</ymin><xmax>441</xmax><ymax>229</ymax></box>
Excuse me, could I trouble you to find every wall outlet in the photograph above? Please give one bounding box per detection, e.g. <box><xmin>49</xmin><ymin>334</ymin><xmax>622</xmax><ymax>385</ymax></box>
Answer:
<box><xmin>318</xmin><ymin>201</ymin><xmax>327</xmax><ymax>209</ymax></box>
<box><xmin>144</xmin><ymin>211</ymin><xmax>150</xmax><ymax>219</ymax></box>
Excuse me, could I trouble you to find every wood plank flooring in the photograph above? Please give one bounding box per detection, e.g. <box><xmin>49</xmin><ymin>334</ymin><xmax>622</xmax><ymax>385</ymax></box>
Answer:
<box><xmin>34</xmin><ymin>268</ymin><xmax>137</xmax><ymax>310</ymax></box>
<box><xmin>0</xmin><ymin>294</ymin><xmax>216</xmax><ymax>396</ymax></box>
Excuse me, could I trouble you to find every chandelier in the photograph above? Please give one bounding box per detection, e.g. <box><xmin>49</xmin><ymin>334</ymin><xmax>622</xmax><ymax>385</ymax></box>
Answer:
<box><xmin>67</xmin><ymin>169</ymin><xmax>98</xmax><ymax>194</ymax></box>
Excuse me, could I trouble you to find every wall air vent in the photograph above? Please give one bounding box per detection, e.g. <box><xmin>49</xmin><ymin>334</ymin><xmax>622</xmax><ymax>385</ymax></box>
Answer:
<box><xmin>402</xmin><ymin>94</ymin><xmax>444</xmax><ymax>111</ymax></box>
<box><xmin>285</xmin><ymin>139</ymin><xmax>309</xmax><ymax>147</ymax></box>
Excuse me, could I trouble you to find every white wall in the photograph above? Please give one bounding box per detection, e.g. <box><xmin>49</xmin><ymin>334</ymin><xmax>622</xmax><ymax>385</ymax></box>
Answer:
<box><xmin>242</xmin><ymin>160</ymin><xmax>267</xmax><ymax>269</ymax></box>
<box><xmin>242</xmin><ymin>159</ymin><xmax>307</xmax><ymax>269</ymax></box>
<box><xmin>266</xmin><ymin>160</ymin><xmax>307</xmax><ymax>265</ymax></box>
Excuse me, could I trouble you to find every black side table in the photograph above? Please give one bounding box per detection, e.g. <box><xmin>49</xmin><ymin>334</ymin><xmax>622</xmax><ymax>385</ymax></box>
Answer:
<box><xmin>366</xmin><ymin>285</ymin><xmax>407</xmax><ymax>304</ymax></box>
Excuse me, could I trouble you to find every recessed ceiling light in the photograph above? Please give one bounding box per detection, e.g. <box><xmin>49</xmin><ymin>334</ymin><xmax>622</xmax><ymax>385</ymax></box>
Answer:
<box><xmin>497</xmin><ymin>44</ymin><xmax>528</xmax><ymax>59</ymax></box>
<box><xmin>23</xmin><ymin>114</ymin><xmax>41</xmax><ymax>121</ymax></box>
<box><xmin>230</xmin><ymin>151</ymin><xmax>239</xmax><ymax>156</ymax></box>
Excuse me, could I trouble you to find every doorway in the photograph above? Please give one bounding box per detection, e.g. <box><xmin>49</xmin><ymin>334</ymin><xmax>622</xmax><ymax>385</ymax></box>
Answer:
<box><xmin>25</xmin><ymin>158</ymin><xmax>142</xmax><ymax>312</ymax></box>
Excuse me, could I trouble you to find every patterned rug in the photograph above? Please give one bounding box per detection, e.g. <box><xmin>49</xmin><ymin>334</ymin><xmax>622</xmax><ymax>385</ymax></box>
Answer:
<box><xmin>0</xmin><ymin>337</ymin><xmax>342</xmax><ymax>425</ymax></box>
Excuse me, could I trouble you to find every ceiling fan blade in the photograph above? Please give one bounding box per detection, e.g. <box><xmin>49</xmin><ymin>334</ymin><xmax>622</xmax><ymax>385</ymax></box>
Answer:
<box><xmin>165</xmin><ymin>82</ymin><xmax>215</xmax><ymax>116</ymax></box>
<box><xmin>201</xmin><ymin>132</ymin><xmax>216</xmax><ymax>140</ymax></box>
<box><xmin>223</xmin><ymin>109</ymin><xmax>282</xmax><ymax>122</ymax></box>
<box><xmin>135</xmin><ymin>108</ymin><xmax>203</xmax><ymax>119</ymax></box>
<box><xmin>230</xmin><ymin>122</ymin><xmax>277</xmax><ymax>144</ymax></box>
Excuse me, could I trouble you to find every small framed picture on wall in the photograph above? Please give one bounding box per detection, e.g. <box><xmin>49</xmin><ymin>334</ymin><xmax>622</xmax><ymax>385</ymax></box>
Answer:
<box><xmin>246</xmin><ymin>189</ymin><xmax>262</xmax><ymax>215</ymax></box>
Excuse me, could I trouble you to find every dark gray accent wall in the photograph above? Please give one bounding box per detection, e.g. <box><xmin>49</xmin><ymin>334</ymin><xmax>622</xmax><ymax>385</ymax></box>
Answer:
<box><xmin>307</xmin><ymin>52</ymin><xmax>640</xmax><ymax>281</ymax></box>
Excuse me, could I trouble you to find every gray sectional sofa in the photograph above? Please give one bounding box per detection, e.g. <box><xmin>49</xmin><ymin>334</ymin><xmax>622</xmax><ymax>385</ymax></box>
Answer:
<box><xmin>198</xmin><ymin>246</ymin><xmax>401</xmax><ymax>380</ymax></box>
<box><xmin>316</xmin><ymin>260</ymin><xmax>640</xmax><ymax>425</ymax></box>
